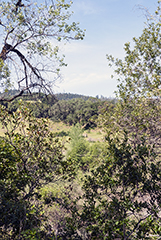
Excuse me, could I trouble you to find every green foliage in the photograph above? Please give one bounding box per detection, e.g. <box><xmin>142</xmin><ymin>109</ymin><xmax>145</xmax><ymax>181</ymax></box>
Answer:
<box><xmin>2</xmin><ymin>93</ymin><xmax>114</xmax><ymax>128</ymax></box>
<box><xmin>56</xmin><ymin>93</ymin><xmax>95</xmax><ymax>101</ymax></box>
<box><xmin>104</xmin><ymin>1</ymin><xmax>161</xmax><ymax>153</ymax></box>
<box><xmin>107</xmin><ymin>15</ymin><xmax>161</xmax><ymax>99</ymax></box>
<box><xmin>0</xmin><ymin>101</ymin><xmax>66</xmax><ymax>238</ymax></box>
<box><xmin>83</xmin><ymin>141</ymin><xmax>106</xmax><ymax>168</ymax></box>
<box><xmin>6</xmin><ymin>93</ymin><xmax>57</xmax><ymax>118</ymax></box>
<box><xmin>67</xmin><ymin>124</ymin><xmax>89</xmax><ymax>171</ymax></box>
<box><xmin>49</xmin><ymin>98</ymin><xmax>109</xmax><ymax>128</ymax></box>
<box><xmin>64</xmin><ymin>134</ymin><xmax>161</xmax><ymax>239</ymax></box>
<box><xmin>67</xmin><ymin>124</ymin><xmax>106</xmax><ymax>173</ymax></box>
<box><xmin>0</xmin><ymin>59</ymin><xmax>10</xmax><ymax>92</ymax></box>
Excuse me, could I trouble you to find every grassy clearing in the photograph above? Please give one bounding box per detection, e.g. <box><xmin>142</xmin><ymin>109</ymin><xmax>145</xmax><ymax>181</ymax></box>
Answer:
<box><xmin>0</xmin><ymin>117</ymin><xmax>104</xmax><ymax>143</ymax></box>
<box><xmin>0</xmin><ymin>123</ymin><xmax>5</xmax><ymax>136</ymax></box>
<box><xmin>84</xmin><ymin>128</ymin><xmax>104</xmax><ymax>142</ymax></box>
<box><xmin>49</xmin><ymin>120</ymin><xmax>104</xmax><ymax>142</ymax></box>
<box><xmin>48</xmin><ymin>120</ymin><xmax>70</xmax><ymax>133</ymax></box>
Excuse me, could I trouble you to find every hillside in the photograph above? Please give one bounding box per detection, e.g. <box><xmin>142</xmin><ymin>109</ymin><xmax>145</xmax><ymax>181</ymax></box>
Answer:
<box><xmin>0</xmin><ymin>91</ymin><xmax>115</xmax><ymax>129</ymax></box>
<box><xmin>0</xmin><ymin>90</ymin><xmax>114</xmax><ymax>102</ymax></box>
<box><xmin>55</xmin><ymin>93</ymin><xmax>95</xmax><ymax>101</ymax></box>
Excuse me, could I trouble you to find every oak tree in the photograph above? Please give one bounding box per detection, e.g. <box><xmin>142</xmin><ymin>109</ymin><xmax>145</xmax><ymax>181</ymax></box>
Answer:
<box><xmin>104</xmin><ymin>1</ymin><xmax>161</xmax><ymax>154</ymax></box>
<box><xmin>0</xmin><ymin>0</ymin><xmax>84</xmax><ymax>101</ymax></box>
<box><xmin>0</xmin><ymin>101</ymin><xmax>67</xmax><ymax>238</ymax></box>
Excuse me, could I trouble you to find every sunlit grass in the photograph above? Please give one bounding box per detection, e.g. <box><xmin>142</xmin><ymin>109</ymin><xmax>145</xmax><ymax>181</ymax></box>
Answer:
<box><xmin>48</xmin><ymin>120</ymin><xmax>105</xmax><ymax>142</ymax></box>
<box><xmin>0</xmin><ymin>116</ymin><xmax>104</xmax><ymax>143</ymax></box>
<box><xmin>0</xmin><ymin>122</ymin><xmax>6</xmax><ymax>136</ymax></box>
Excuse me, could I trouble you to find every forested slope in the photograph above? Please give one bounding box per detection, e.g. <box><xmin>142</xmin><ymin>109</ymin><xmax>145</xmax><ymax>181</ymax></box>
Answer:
<box><xmin>1</xmin><ymin>92</ymin><xmax>115</xmax><ymax>128</ymax></box>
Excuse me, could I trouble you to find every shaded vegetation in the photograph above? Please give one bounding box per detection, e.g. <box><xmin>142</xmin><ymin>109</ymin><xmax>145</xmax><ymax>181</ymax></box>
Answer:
<box><xmin>2</xmin><ymin>92</ymin><xmax>115</xmax><ymax>129</ymax></box>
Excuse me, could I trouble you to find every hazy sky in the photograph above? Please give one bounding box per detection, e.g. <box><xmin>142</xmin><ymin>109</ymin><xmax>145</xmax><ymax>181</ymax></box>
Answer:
<box><xmin>54</xmin><ymin>0</ymin><xmax>158</xmax><ymax>97</ymax></box>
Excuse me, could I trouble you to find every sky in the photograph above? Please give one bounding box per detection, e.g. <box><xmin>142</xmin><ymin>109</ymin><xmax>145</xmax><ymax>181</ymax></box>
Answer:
<box><xmin>54</xmin><ymin>0</ymin><xmax>158</xmax><ymax>98</ymax></box>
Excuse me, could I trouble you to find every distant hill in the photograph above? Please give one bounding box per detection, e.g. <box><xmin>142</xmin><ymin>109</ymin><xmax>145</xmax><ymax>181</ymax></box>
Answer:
<box><xmin>55</xmin><ymin>93</ymin><xmax>95</xmax><ymax>101</ymax></box>
<box><xmin>0</xmin><ymin>90</ymin><xmax>114</xmax><ymax>102</ymax></box>
<box><xmin>0</xmin><ymin>90</ymin><xmax>116</xmax><ymax>129</ymax></box>
<box><xmin>0</xmin><ymin>90</ymin><xmax>96</xmax><ymax>101</ymax></box>
<box><xmin>0</xmin><ymin>89</ymin><xmax>20</xmax><ymax>98</ymax></box>
<box><xmin>55</xmin><ymin>93</ymin><xmax>116</xmax><ymax>102</ymax></box>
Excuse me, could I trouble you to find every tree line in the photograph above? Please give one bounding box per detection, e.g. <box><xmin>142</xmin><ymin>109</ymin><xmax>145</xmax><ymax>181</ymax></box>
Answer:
<box><xmin>3</xmin><ymin>92</ymin><xmax>115</xmax><ymax>129</ymax></box>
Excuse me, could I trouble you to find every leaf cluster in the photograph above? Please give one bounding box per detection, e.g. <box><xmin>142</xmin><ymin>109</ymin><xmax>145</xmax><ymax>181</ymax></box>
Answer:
<box><xmin>0</xmin><ymin>101</ymin><xmax>67</xmax><ymax>238</ymax></box>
